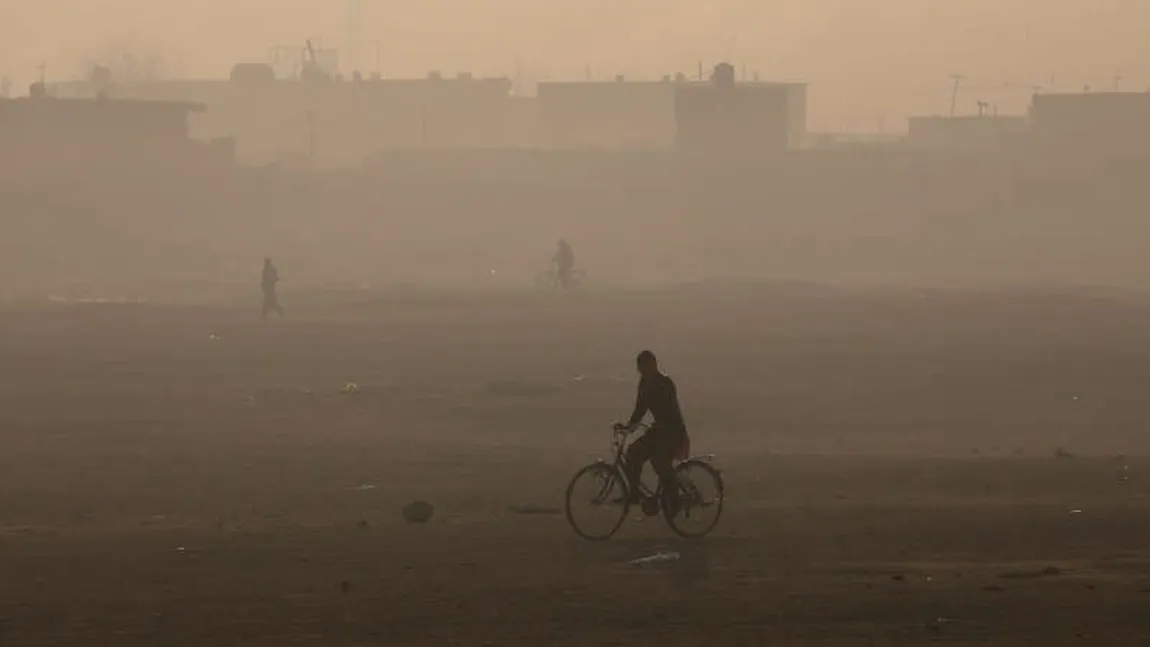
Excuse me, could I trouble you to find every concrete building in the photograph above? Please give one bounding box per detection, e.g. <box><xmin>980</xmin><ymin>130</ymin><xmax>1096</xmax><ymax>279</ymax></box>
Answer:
<box><xmin>536</xmin><ymin>79</ymin><xmax>680</xmax><ymax>149</ymax></box>
<box><xmin>907</xmin><ymin>114</ymin><xmax>1030</xmax><ymax>150</ymax></box>
<box><xmin>674</xmin><ymin>64</ymin><xmax>807</xmax><ymax>154</ymax></box>
<box><xmin>1031</xmin><ymin>92</ymin><xmax>1150</xmax><ymax>154</ymax></box>
<box><xmin>52</xmin><ymin>70</ymin><xmax>524</xmax><ymax>166</ymax></box>
<box><xmin>0</xmin><ymin>93</ymin><xmax>232</xmax><ymax>175</ymax></box>
<box><xmin>538</xmin><ymin>66</ymin><xmax>807</xmax><ymax>153</ymax></box>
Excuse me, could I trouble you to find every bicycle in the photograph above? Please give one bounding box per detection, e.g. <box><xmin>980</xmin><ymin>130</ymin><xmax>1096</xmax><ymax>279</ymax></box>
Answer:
<box><xmin>534</xmin><ymin>265</ymin><xmax>587</xmax><ymax>290</ymax></box>
<box><xmin>564</xmin><ymin>422</ymin><xmax>724</xmax><ymax>541</ymax></box>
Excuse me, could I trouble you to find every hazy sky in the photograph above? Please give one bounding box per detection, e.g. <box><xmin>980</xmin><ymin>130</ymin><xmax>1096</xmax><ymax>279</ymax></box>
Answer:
<box><xmin>3</xmin><ymin>0</ymin><xmax>1148</xmax><ymax>130</ymax></box>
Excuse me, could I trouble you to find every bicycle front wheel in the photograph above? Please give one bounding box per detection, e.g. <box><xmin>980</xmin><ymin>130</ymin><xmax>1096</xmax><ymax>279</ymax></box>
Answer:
<box><xmin>664</xmin><ymin>460</ymin><xmax>724</xmax><ymax>539</ymax></box>
<box><xmin>565</xmin><ymin>462</ymin><xmax>629</xmax><ymax>541</ymax></box>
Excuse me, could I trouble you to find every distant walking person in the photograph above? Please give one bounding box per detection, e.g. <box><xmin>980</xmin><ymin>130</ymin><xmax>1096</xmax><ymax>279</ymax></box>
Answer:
<box><xmin>553</xmin><ymin>239</ymin><xmax>576</xmax><ymax>289</ymax></box>
<box><xmin>261</xmin><ymin>258</ymin><xmax>284</xmax><ymax>320</ymax></box>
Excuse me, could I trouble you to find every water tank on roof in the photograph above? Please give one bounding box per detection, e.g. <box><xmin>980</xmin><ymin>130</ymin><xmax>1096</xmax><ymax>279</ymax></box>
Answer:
<box><xmin>712</xmin><ymin>62</ymin><xmax>735</xmax><ymax>88</ymax></box>
<box><xmin>230</xmin><ymin>63</ymin><xmax>276</xmax><ymax>83</ymax></box>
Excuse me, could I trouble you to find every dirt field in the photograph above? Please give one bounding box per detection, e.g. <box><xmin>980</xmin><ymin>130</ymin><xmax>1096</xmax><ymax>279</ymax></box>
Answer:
<box><xmin>2</xmin><ymin>283</ymin><xmax>1150</xmax><ymax>646</ymax></box>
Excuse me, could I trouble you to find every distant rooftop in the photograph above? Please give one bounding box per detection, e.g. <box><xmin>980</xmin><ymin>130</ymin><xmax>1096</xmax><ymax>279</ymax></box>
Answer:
<box><xmin>0</xmin><ymin>96</ymin><xmax>206</xmax><ymax>114</ymax></box>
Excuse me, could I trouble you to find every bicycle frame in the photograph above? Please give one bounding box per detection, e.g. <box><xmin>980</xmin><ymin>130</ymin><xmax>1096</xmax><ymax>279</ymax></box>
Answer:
<box><xmin>592</xmin><ymin>423</ymin><xmax>642</xmax><ymax>499</ymax></box>
<box><xmin>602</xmin><ymin>423</ymin><xmax>708</xmax><ymax>500</ymax></box>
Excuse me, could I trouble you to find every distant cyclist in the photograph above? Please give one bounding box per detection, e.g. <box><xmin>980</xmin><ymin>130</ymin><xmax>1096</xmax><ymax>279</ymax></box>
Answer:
<box><xmin>616</xmin><ymin>350</ymin><xmax>690</xmax><ymax>515</ymax></box>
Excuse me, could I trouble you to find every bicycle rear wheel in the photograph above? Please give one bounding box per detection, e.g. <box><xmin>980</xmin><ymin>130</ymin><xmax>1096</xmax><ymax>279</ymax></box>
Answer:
<box><xmin>565</xmin><ymin>462</ymin><xmax>629</xmax><ymax>541</ymax></box>
<box><xmin>664</xmin><ymin>460</ymin><xmax>724</xmax><ymax>539</ymax></box>
<box><xmin>534</xmin><ymin>270</ymin><xmax>558</xmax><ymax>290</ymax></box>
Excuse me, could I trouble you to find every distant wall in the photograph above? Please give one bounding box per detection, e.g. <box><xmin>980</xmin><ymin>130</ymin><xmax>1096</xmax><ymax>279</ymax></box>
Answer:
<box><xmin>3</xmin><ymin>147</ymin><xmax>1150</xmax><ymax>297</ymax></box>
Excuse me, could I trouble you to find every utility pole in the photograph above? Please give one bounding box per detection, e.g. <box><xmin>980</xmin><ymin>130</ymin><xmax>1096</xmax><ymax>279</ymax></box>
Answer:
<box><xmin>949</xmin><ymin>73</ymin><xmax>966</xmax><ymax>118</ymax></box>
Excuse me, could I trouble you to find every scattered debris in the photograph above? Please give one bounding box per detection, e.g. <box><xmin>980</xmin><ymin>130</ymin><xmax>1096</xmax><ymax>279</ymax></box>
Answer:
<box><xmin>340</xmin><ymin>580</ymin><xmax>350</xmax><ymax>595</ymax></box>
<box><xmin>484</xmin><ymin>380</ymin><xmax>561</xmax><ymax>398</ymax></box>
<box><xmin>349</xmin><ymin>484</ymin><xmax>376</xmax><ymax>491</ymax></box>
<box><xmin>508</xmin><ymin>503</ymin><xmax>561</xmax><ymax>515</ymax></box>
<box><xmin>1054</xmin><ymin>447</ymin><xmax>1076</xmax><ymax>459</ymax></box>
<box><xmin>1070</xmin><ymin>509</ymin><xmax>1083</xmax><ymax>515</ymax></box>
<box><xmin>926</xmin><ymin>616</ymin><xmax>954</xmax><ymax>632</ymax></box>
<box><xmin>208</xmin><ymin>331</ymin><xmax>221</xmax><ymax>341</ymax></box>
<box><xmin>998</xmin><ymin>566</ymin><xmax>1063</xmax><ymax>580</ymax></box>
<box><xmin>891</xmin><ymin>574</ymin><xmax>906</xmax><ymax>581</ymax></box>
<box><xmin>402</xmin><ymin>500</ymin><xmax>435</xmax><ymax>524</ymax></box>
<box><xmin>630</xmin><ymin>550</ymin><xmax>681</xmax><ymax>566</ymax></box>
<box><xmin>342</xmin><ymin>382</ymin><xmax>360</xmax><ymax>395</ymax></box>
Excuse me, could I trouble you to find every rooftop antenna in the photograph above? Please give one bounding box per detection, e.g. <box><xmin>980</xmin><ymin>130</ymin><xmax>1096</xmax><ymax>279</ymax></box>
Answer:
<box><xmin>1113</xmin><ymin>71</ymin><xmax>1124</xmax><ymax>91</ymax></box>
<box><xmin>948</xmin><ymin>73</ymin><xmax>966</xmax><ymax>117</ymax></box>
<box><xmin>347</xmin><ymin>0</ymin><xmax>362</xmax><ymax>74</ymax></box>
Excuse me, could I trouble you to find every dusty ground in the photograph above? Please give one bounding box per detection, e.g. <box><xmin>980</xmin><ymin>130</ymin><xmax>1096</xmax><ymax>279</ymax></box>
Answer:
<box><xmin>2</xmin><ymin>283</ymin><xmax>1150</xmax><ymax>645</ymax></box>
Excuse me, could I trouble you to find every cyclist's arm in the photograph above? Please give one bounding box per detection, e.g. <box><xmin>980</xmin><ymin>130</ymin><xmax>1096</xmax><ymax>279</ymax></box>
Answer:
<box><xmin>626</xmin><ymin>384</ymin><xmax>648</xmax><ymax>428</ymax></box>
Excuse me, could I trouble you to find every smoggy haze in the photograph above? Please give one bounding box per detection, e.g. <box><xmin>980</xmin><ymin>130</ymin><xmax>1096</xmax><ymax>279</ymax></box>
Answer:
<box><xmin>2</xmin><ymin>0</ymin><xmax>1148</xmax><ymax>130</ymax></box>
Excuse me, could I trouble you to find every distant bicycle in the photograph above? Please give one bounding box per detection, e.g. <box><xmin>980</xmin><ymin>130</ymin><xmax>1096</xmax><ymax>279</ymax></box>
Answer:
<box><xmin>534</xmin><ymin>265</ymin><xmax>587</xmax><ymax>290</ymax></box>
<box><xmin>564</xmin><ymin>422</ymin><xmax>724</xmax><ymax>541</ymax></box>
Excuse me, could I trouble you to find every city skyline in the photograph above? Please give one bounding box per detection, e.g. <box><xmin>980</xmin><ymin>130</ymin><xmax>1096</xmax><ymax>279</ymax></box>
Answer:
<box><xmin>2</xmin><ymin>0</ymin><xmax>1148</xmax><ymax>130</ymax></box>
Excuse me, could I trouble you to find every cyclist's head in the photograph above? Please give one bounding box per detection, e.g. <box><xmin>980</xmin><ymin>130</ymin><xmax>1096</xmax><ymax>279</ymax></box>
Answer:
<box><xmin>635</xmin><ymin>349</ymin><xmax>658</xmax><ymax>376</ymax></box>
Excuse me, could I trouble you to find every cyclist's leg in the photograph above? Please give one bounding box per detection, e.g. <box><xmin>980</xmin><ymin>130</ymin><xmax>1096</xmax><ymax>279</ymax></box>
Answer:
<box><xmin>651</xmin><ymin>431</ymin><xmax>682</xmax><ymax>516</ymax></box>
<box><xmin>623</xmin><ymin>433</ymin><xmax>653</xmax><ymax>503</ymax></box>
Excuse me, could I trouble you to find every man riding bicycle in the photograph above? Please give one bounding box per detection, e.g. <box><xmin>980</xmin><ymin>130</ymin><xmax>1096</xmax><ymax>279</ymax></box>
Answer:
<box><xmin>616</xmin><ymin>350</ymin><xmax>690</xmax><ymax>515</ymax></box>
